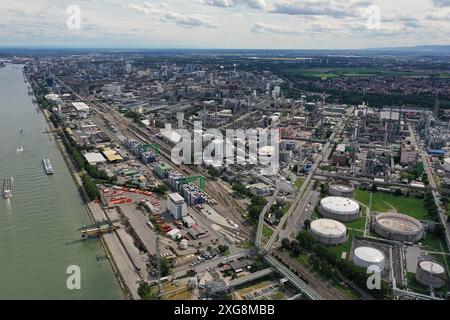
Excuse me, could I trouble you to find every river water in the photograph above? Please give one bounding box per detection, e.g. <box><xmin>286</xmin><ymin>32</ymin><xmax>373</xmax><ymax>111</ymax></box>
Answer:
<box><xmin>0</xmin><ymin>64</ymin><xmax>124</xmax><ymax>299</ymax></box>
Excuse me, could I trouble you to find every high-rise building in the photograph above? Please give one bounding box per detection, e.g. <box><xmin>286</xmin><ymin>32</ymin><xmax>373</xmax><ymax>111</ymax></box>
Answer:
<box><xmin>167</xmin><ymin>193</ymin><xmax>187</xmax><ymax>220</ymax></box>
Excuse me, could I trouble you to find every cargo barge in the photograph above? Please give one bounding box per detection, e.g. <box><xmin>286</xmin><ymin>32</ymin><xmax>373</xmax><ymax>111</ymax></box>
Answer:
<box><xmin>43</xmin><ymin>158</ymin><xmax>54</xmax><ymax>175</ymax></box>
<box><xmin>3</xmin><ymin>177</ymin><xmax>13</xmax><ymax>199</ymax></box>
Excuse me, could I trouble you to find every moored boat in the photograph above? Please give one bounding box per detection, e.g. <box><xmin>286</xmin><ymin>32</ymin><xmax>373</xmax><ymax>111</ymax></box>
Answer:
<box><xmin>3</xmin><ymin>177</ymin><xmax>13</xmax><ymax>199</ymax></box>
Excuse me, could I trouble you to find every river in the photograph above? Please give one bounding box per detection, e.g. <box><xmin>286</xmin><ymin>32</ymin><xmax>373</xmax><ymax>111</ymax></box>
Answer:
<box><xmin>0</xmin><ymin>64</ymin><xmax>124</xmax><ymax>299</ymax></box>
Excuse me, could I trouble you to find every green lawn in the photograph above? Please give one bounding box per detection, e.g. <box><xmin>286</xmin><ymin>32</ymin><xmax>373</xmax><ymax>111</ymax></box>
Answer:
<box><xmin>294</xmin><ymin>177</ymin><xmax>304</xmax><ymax>190</ymax></box>
<box><xmin>420</xmin><ymin>234</ymin><xmax>448</xmax><ymax>253</ymax></box>
<box><xmin>326</xmin><ymin>229</ymin><xmax>364</xmax><ymax>259</ymax></box>
<box><xmin>406</xmin><ymin>272</ymin><xmax>449</xmax><ymax>295</ymax></box>
<box><xmin>345</xmin><ymin>206</ymin><xmax>367</xmax><ymax>230</ymax></box>
<box><xmin>292</xmin><ymin>250</ymin><xmax>360</xmax><ymax>299</ymax></box>
<box><xmin>283</xmin><ymin>67</ymin><xmax>450</xmax><ymax>79</ymax></box>
<box><xmin>262</xmin><ymin>223</ymin><xmax>274</xmax><ymax>239</ymax></box>
<box><xmin>354</xmin><ymin>189</ymin><xmax>427</xmax><ymax>220</ymax></box>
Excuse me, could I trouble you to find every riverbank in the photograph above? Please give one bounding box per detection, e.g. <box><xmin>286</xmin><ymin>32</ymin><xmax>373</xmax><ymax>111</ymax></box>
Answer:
<box><xmin>0</xmin><ymin>64</ymin><xmax>123</xmax><ymax>299</ymax></box>
<box><xmin>27</xmin><ymin>73</ymin><xmax>129</xmax><ymax>299</ymax></box>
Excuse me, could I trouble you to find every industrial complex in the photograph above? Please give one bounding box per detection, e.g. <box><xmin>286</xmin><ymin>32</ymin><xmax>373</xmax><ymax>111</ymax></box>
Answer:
<box><xmin>4</xmin><ymin>48</ymin><xmax>448</xmax><ymax>302</ymax></box>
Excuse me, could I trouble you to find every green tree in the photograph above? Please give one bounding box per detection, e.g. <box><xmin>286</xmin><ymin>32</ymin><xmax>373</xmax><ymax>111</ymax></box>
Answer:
<box><xmin>137</xmin><ymin>282</ymin><xmax>157</xmax><ymax>300</ymax></box>
<box><xmin>159</xmin><ymin>257</ymin><xmax>171</xmax><ymax>277</ymax></box>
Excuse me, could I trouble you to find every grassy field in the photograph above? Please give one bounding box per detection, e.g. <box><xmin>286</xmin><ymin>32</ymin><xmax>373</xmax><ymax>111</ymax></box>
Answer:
<box><xmin>262</xmin><ymin>223</ymin><xmax>274</xmax><ymax>239</ymax></box>
<box><xmin>293</xmin><ymin>250</ymin><xmax>360</xmax><ymax>299</ymax></box>
<box><xmin>420</xmin><ymin>233</ymin><xmax>448</xmax><ymax>253</ymax></box>
<box><xmin>354</xmin><ymin>189</ymin><xmax>427</xmax><ymax>220</ymax></box>
<box><xmin>294</xmin><ymin>177</ymin><xmax>304</xmax><ymax>190</ymax></box>
<box><xmin>345</xmin><ymin>205</ymin><xmax>367</xmax><ymax>230</ymax></box>
<box><xmin>326</xmin><ymin>228</ymin><xmax>364</xmax><ymax>259</ymax></box>
<box><xmin>282</xmin><ymin>67</ymin><xmax>450</xmax><ymax>79</ymax></box>
<box><xmin>406</xmin><ymin>272</ymin><xmax>449</xmax><ymax>296</ymax></box>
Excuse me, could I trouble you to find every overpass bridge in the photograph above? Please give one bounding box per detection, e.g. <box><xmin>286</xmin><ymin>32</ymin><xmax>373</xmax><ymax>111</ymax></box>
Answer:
<box><xmin>263</xmin><ymin>255</ymin><xmax>322</xmax><ymax>300</ymax></box>
<box><xmin>228</xmin><ymin>268</ymin><xmax>275</xmax><ymax>288</ymax></box>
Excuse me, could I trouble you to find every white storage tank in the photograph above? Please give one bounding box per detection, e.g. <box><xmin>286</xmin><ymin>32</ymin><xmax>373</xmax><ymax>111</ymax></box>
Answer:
<box><xmin>372</xmin><ymin>212</ymin><xmax>424</xmax><ymax>242</ymax></box>
<box><xmin>328</xmin><ymin>181</ymin><xmax>354</xmax><ymax>198</ymax></box>
<box><xmin>309</xmin><ymin>218</ymin><xmax>348</xmax><ymax>245</ymax></box>
<box><xmin>318</xmin><ymin>196</ymin><xmax>360</xmax><ymax>222</ymax></box>
<box><xmin>415</xmin><ymin>260</ymin><xmax>446</xmax><ymax>289</ymax></box>
<box><xmin>352</xmin><ymin>246</ymin><xmax>385</xmax><ymax>271</ymax></box>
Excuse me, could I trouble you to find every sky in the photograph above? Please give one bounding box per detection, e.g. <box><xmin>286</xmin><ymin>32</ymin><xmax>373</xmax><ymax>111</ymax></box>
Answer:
<box><xmin>1</xmin><ymin>0</ymin><xmax>450</xmax><ymax>49</ymax></box>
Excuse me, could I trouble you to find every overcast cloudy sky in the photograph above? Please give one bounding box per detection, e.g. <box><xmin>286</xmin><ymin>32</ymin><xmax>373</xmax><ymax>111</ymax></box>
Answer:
<box><xmin>1</xmin><ymin>0</ymin><xmax>450</xmax><ymax>49</ymax></box>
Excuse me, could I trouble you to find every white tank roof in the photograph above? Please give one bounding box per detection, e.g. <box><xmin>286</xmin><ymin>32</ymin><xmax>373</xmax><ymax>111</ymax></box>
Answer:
<box><xmin>310</xmin><ymin>218</ymin><xmax>347</xmax><ymax>238</ymax></box>
<box><xmin>419</xmin><ymin>261</ymin><xmax>445</xmax><ymax>274</ymax></box>
<box><xmin>330</xmin><ymin>184</ymin><xmax>353</xmax><ymax>192</ymax></box>
<box><xmin>375</xmin><ymin>213</ymin><xmax>422</xmax><ymax>233</ymax></box>
<box><xmin>354</xmin><ymin>247</ymin><xmax>385</xmax><ymax>265</ymax></box>
<box><xmin>320</xmin><ymin>196</ymin><xmax>359</xmax><ymax>214</ymax></box>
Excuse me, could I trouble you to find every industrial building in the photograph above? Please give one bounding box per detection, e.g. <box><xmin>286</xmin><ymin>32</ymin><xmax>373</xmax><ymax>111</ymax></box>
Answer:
<box><xmin>167</xmin><ymin>192</ymin><xmax>188</xmax><ymax>220</ymax></box>
<box><xmin>83</xmin><ymin>152</ymin><xmax>107</xmax><ymax>165</ymax></box>
<box><xmin>154</xmin><ymin>162</ymin><xmax>172</xmax><ymax>179</ymax></box>
<box><xmin>180</xmin><ymin>183</ymin><xmax>208</xmax><ymax>205</ymax></box>
<box><xmin>248</xmin><ymin>182</ymin><xmax>273</xmax><ymax>197</ymax></box>
<box><xmin>318</xmin><ymin>196</ymin><xmax>360</xmax><ymax>222</ymax></box>
<box><xmin>309</xmin><ymin>218</ymin><xmax>348</xmax><ymax>245</ymax></box>
<box><xmin>102</xmin><ymin>148</ymin><xmax>124</xmax><ymax>163</ymax></box>
<box><xmin>372</xmin><ymin>212</ymin><xmax>424</xmax><ymax>242</ymax></box>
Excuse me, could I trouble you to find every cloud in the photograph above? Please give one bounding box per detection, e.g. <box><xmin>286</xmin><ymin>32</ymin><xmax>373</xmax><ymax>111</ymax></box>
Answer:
<box><xmin>270</xmin><ymin>0</ymin><xmax>370</xmax><ymax>18</ymax></box>
<box><xmin>126</xmin><ymin>2</ymin><xmax>220</xmax><ymax>28</ymax></box>
<box><xmin>425</xmin><ymin>12</ymin><xmax>450</xmax><ymax>20</ymax></box>
<box><xmin>196</xmin><ymin>0</ymin><xmax>269</xmax><ymax>10</ymax></box>
<box><xmin>432</xmin><ymin>0</ymin><xmax>450</xmax><ymax>7</ymax></box>
<box><xmin>251</xmin><ymin>22</ymin><xmax>301</xmax><ymax>35</ymax></box>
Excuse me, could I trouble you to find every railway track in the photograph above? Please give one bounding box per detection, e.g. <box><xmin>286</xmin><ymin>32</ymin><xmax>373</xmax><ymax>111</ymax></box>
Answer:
<box><xmin>274</xmin><ymin>250</ymin><xmax>349</xmax><ymax>300</ymax></box>
<box><xmin>93</xmin><ymin>104</ymin><xmax>253</xmax><ymax>237</ymax></box>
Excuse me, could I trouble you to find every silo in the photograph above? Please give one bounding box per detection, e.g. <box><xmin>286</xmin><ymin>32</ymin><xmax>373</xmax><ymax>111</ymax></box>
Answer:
<box><xmin>318</xmin><ymin>196</ymin><xmax>360</xmax><ymax>222</ymax></box>
<box><xmin>372</xmin><ymin>212</ymin><xmax>424</xmax><ymax>242</ymax></box>
<box><xmin>352</xmin><ymin>246</ymin><xmax>385</xmax><ymax>271</ymax></box>
<box><xmin>309</xmin><ymin>218</ymin><xmax>348</xmax><ymax>245</ymax></box>
<box><xmin>415</xmin><ymin>260</ymin><xmax>446</xmax><ymax>289</ymax></box>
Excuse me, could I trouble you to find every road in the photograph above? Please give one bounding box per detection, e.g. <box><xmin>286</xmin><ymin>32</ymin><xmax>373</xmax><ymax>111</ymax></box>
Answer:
<box><xmin>409</xmin><ymin>124</ymin><xmax>450</xmax><ymax>251</ymax></box>
<box><xmin>255</xmin><ymin>183</ymin><xmax>281</xmax><ymax>248</ymax></box>
<box><xmin>315</xmin><ymin>172</ymin><xmax>432</xmax><ymax>190</ymax></box>
<box><xmin>265</xmin><ymin>118</ymin><xmax>345</xmax><ymax>252</ymax></box>
<box><xmin>280</xmin><ymin>189</ymin><xmax>320</xmax><ymax>241</ymax></box>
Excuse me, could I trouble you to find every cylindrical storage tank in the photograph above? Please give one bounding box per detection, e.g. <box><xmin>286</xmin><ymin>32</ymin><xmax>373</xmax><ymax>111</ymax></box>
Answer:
<box><xmin>372</xmin><ymin>212</ymin><xmax>424</xmax><ymax>242</ymax></box>
<box><xmin>352</xmin><ymin>247</ymin><xmax>385</xmax><ymax>271</ymax></box>
<box><xmin>443</xmin><ymin>158</ymin><xmax>450</xmax><ymax>172</ymax></box>
<box><xmin>318</xmin><ymin>196</ymin><xmax>360</xmax><ymax>222</ymax></box>
<box><xmin>328</xmin><ymin>181</ymin><xmax>355</xmax><ymax>198</ymax></box>
<box><xmin>415</xmin><ymin>260</ymin><xmax>446</xmax><ymax>289</ymax></box>
<box><xmin>309</xmin><ymin>218</ymin><xmax>348</xmax><ymax>245</ymax></box>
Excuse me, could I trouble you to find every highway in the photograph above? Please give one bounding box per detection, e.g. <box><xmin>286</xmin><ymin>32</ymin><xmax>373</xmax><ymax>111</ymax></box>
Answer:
<box><xmin>255</xmin><ymin>183</ymin><xmax>281</xmax><ymax>248</ymax></box>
